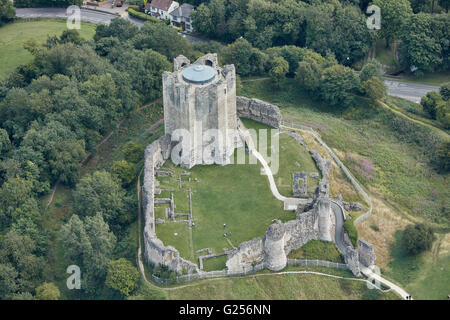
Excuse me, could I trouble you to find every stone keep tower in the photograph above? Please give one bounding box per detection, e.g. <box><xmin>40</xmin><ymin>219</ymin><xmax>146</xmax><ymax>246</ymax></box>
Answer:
<box><xmin>162</xmin><ymin>53</ymin><xmax>237</xmax><ymax>169</ymax></box>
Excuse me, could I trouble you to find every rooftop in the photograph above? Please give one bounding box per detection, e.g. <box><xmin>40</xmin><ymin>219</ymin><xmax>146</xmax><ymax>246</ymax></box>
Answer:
<box><xmin>182</xmin><ymin>64</ymin><xmax>216</xmax><ymax>85</ymax></box>
<box><xmin>170</xmin><ymin>3</ymin><xmax>194</xmax><ymax>18</ymax></box>
<box><xmin>147</xmin><ymin>0</ymin><xmax>175</xmax><ymax>11</ymax></box>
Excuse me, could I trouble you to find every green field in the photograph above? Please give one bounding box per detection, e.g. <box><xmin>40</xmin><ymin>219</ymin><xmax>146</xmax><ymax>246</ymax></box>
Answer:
<box><xmin>289</xmin><ymin>240</ymin><xmax>344</xmax><ymax>263</ymax></box>
<box><xmin>165</xmin><ymin>271</ymin><xmax>399</xmax><ymax>300</ymax></box>
<box><xmin>156</xmin><ymin>147</ymin><xmax>296</xmax><ymax>261</ymax></box>
<box><xmin>0</xmin><ymin>19</ymin><xmax>97</xmax><ymax>78</ymax></box>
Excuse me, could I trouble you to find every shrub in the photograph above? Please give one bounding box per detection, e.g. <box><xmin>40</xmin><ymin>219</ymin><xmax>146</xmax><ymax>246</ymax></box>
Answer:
<box><xmin>106</xmin><ymin>258</ymin><xmax>140</xmax><ymax>296</ymax></box>
<box><xmin>123</xmin><ymin>141</ymin><xmax>144</xmax><ymax>164</ymax></box>
<box><xmin>127</xmin><ymin>8</ymin><xmax>161</xmax><ymax>24</ymax></box>
<box><xmin>343</xmin><ymin>217</ymin><xmax>358</xmax><ymax>247</ymax></box>
<box><xmin>440</xmin><ymin>82</ymin><xmax>450</xmax><ymax>101</ymax></box>
<box><xmin>111</xmin><ymin>160</ymin><xmax>136</xmax><ymax>186</ymax></box>
<box><xmin>35</xmin><ymin>282</ymin><xmax>60</xmax><ymax>300</ymax></box>
<box><xmin>402</xmin><ymin>223</ymin><xmax>435</xmax><ymax>255</ymax></box>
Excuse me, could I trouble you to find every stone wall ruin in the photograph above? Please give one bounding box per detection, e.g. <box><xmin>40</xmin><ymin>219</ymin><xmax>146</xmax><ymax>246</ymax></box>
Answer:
<box><xmin>236</xmin><ymin>96</ymin><xmax>282</xmax><ymax>128</ymax></box>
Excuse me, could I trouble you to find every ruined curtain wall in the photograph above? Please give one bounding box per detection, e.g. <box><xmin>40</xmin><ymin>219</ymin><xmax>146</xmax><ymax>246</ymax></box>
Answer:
<box><xmin>236</xmin><ymin>96</ymin><xmax>282</xmax><ymax>128</ymax></box>
<box><xmin>142</xmin><ymin>135</ymin><xmax>198</xmax><ymax>274</ymax></box>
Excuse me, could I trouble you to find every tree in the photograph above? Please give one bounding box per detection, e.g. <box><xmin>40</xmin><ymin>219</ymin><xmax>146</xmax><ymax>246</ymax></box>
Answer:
<box><xmin>60</xmin><ymin>214</ymin><xmax>116</xmax><ymax>293</ymax></box>
<box><xmin>402</xmin><ymin>223</ymin><xmax>435</xmax><ymax>255</ymax></box>
<box><xmin>360</xmin><ymin>76</ymin><xmax>387</xmax><ymax>101</ymax></box>
<box><xmin>0</xmin><ymin>177</ymin><xmax>34</xmax><ymax>219</ymax></box>
<box><xmin>190</xmin><ymin>3</ymin><xmax>215</xmax><ymax>37</ymax></box>
<box><xmin>359</xmin><ymin>60</ymin><xmax>383</xmax><ymax>82</ymax></box>
<box><xmin>0</xmin><ymin>230</ymin><xmax>44</xmax><ymax>297</ymax></box>
<box><xmin>439</xmin><ymin>0</ymin><xmax>450</xmax><ymax>12</ymax></box>
<box><xmin>399</xmin><ymin>13</ymin><xmax>446</xmax><ymax>73</ymax></box>
<box><xmin>319</xmin><ymin>65</ymin><xmax>360</xmax><ymax>107</ymax></box>
<box><xmin>440</xmin><ymin>82</ymin><xmax>450</xmax><ymax>100</ymax></box>
<box><xmin>114</xmin><ymin>49</ymin><xmax>171</xmax><ymax>101</ymax></box>
<box><xmin>436</xmin><ymin>141</ymin><xmax>450</xmax><ymax>172</ymax></box>
<box><xmin>0</xmin><ymin>263</ymin><xmax>19</xmax><ymax>298</ymax></box>
<box><xmin>111</xmin><ymin>160</ymin><xmax>136</xmax><ymax>186</ymax></box>
<box><xmin>436</xmin><ymin>100</ymin><xmax>450</xmax><ymax>128</ymax></box>
<box><xmin>123</xmin><ymin>141</ymin><xmax>144</xmax><ymax>164</ymax></box>
<box><xmin>410</xmin><ymin>0</ymin><xmax>432</xmax><ymax>13</ymax></box>
<box><xmin>94</xmin><ymin>17</ymin><xmax>139</xmax><ymax>42</ymax></box>
<box><xmin>304</xmin><ymin>2</ymin><xmax>375</xmax><ymax>64</ymax></box>
<box><xmin>48</xmin><ymin>139</ymin><xmax>86</xmax><ymax>185</ymax></box>
<box><xmin>0</xmin><ymin>0</ymin><xmax>15</xmax><ymax>26</ymax></box>
<box><xmin>421</xmin><ymin>91</ymin><xmax>443</xmax><ymax>119</ymax></box>
<box><xmin>35</xmin><ymin>282</ymin><xmax>60</xmax><ymax>300</ymax></box>
<box><xmin>222</xmin><ymin>38</ymin><xmax>267</xmax><ymax>77</ymax></box>
<box><xmin>133</xmin><ymin>22</ymin><xmax>194</xmax><ymax>61</ymax></box>
<box><xmin>72</xmin><ymin>171</ymin><xmax>134</xmax><ymax>230</ymax></box>
<box><xmin>269</xmin><ymin>56</ymin><xmax>289</xmax><ymax>88</ymax></box>
<box><xmin>372</xmin><ymin>0</ymin><xmax>413</xmax><ymax>47</ymax></box>
<box><xmin>105</xmin><ymin>258</ymin><xmax>140</xmax><ymax>297</ymax></box>
<box><xmin>296</xmin><ymin>57</ymin><xmax>322</xmax><ymax>93</ymax></box>
<box><xmin>0</xmin><ymin>128</ymin><xmax>11</xmax><ymax>155</ymax></box>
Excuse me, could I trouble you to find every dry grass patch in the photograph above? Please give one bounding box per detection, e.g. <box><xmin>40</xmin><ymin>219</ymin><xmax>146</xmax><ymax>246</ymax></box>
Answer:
<box><xmin>356</xmin><ymin>197</ymin><xmax>411</xmax><ymax>268</ymax></box>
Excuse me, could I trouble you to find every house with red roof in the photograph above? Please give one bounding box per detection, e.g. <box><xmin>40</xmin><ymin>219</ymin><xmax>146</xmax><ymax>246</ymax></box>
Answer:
<box><xmin>145</xmin><ymin>0</ymin><xmax>180</xmax><ymax>20</ymax></box>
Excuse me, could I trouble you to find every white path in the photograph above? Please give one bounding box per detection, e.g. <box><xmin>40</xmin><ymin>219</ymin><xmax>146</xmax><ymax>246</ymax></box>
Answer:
<box><xmin>237</xmin><ymin>122</ymin><xmax>307</xmax><ymax>210</ymax></box>
<box><xmin>360</xmin><ymin>266</ymin><xmax>412</xmax><ymax>300</ymax></box>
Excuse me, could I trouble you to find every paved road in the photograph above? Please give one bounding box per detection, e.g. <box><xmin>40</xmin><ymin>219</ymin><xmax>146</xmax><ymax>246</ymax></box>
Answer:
<box><xmin>330</xmin><ymin>201</ymin><xmax>347</xmax><ymax>254</ymax></box>
<box><xmin>15</xmin><ymin>8</ymin><xmax>205</xmax><ymax>42</ymax></box>
<box><xmin>16</xmin><ymin>7</ymin><xmax>118</xmax><ymax>24</ymax></box>
<box><xmin>384</xmin><ymin>80</ymin><xmax>439</xmax><ymax>104</ymax></box>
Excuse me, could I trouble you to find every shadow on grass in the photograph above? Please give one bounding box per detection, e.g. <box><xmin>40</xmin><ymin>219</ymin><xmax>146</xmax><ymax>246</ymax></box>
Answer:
<box><xmin>386</xmin><ymin>230</ymin><xmax>424</xmax><ymax>287</ymax></box>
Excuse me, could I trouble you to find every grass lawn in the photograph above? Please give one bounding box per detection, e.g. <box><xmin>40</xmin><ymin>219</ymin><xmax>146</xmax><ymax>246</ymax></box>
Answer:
<box><xmin>274</xmin><ymin>133</ymin><xmax>320</xmax><ymax>197</ymax></box>
<box><xmin>0</xmin><ymin>19</ymin><xmax>97</xmax><ymax>79</ymax></box>
<box><xmin>202</xmin><ymin>255</ymin><xmax>228</xmax><ymax>272</ymax></box>
<box><xmin>385</xmin><ymin>231</ymin><xmax>450</xmax><ymax>300</ymax></box>
<box><xmin>166</xmin><ymin>271</ymin><xmax>399</xmax><ymax>300</ymax></box>
<box><xmin>156</xmin><ymin>150</ymin><xmax>297</xmax><ymax>258</ymax></box>
<box><xmin>154</xmin><ymin>116</ymin><xmax>325</xmax><ymax>262</ymax></box>
<box><xmin>156</xmin><ymin>222</ymin><xmax>193</xmax><ymax>261</ymax></box>
<box><xmin>288</xmin><ymin>240</ymin><xmax>344</xmax><ymax>263</ymax></box>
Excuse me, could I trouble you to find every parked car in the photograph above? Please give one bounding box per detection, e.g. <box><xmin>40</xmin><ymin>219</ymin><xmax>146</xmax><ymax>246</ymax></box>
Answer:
<box><xmin>116</xmin><ymin>1</ymin><xmax>123</xmax><ymax>7</ymax></box>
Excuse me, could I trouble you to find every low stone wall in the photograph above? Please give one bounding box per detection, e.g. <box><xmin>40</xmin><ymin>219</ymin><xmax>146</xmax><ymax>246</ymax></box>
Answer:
<box><xmin>142</xmin><ymin>134</ymin><xmax>198</xmax><ymax>275</ymax></box>
<box><xmin>236</xmin><ymin>96</ymin><xmax>282</xmax><ymax>128</ymax></box>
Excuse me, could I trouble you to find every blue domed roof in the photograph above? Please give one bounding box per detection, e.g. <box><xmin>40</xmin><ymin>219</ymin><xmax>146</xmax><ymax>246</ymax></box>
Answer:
<box><xmin>182</xmin><ymin>65</ymin><xmax>216</xmax><ymax>84</ymax></box>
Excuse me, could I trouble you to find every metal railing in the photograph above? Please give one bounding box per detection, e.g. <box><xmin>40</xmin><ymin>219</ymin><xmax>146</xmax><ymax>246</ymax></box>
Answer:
<box><xmin>151</xmin><ymin>259</ymin><xmax>347</xmax><ymax>285</ymax></box>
